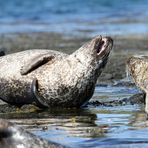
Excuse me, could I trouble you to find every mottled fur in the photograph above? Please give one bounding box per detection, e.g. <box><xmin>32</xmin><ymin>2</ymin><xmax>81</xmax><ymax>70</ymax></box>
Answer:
<box><xmin>0</xmin><ymin>50</ymin><xmax>66</xmax><ymax>107</ymax></box>
<box><xmin>127</xmin><ymin>56</ymin><xmax>148</xmax><ymax>113</ymax></box>
<box><xmin>0</xmin><ymin>36</ymin><xmax>113</xmax><ymax>108</ymax></box>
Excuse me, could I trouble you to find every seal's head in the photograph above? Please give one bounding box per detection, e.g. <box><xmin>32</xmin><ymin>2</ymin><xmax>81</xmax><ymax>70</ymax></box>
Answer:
<box><xmin>89</xmin><ymin>36</ymin><xmax>113</xmax><ymax>59</ymax></box>
<box><xmin>63</xmin><ymin>36</ymin><xmax>113</xmax><ymax>107</ymax></box>
<box><xmin>71</xmin><ymin>36</ymin><xmax>113</xmax><ymax>76</ymax></box>
<box><xmin>127</xmin><ymin>55</ymin><xmax>148</xmax><ymax>91</ymax></box>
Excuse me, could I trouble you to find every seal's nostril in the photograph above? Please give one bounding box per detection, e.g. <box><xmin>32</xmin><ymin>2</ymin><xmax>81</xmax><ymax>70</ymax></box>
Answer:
<box><xmin>101</xmin><ymin>40</ymin><xmax>105</xmax><ymax>45</ymax></box>
<box><xmin>106</xmin><ymin>37</ymin><xmax>113</xmax><ymax>45</ymax></box>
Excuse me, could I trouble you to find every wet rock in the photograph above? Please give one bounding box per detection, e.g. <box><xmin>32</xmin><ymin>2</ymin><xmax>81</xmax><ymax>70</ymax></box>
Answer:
<box><xmin>113</xmin><ymin>80</ymin><xmax>135</xmax><ymax>87</ymax></box>
<box><xmin>127</xmin><ymin>93</ymin><xmax>145</xmax><ymax>105</ymax></box>
<box><xmin>88</xmin><ymin>93</ymin><xmax>145</xmax><ymax>107</ymax></box>
<box><xmin>42</xmin><ymin>126</ymin><xmax>48</xmax><ymax>131</ymax></box>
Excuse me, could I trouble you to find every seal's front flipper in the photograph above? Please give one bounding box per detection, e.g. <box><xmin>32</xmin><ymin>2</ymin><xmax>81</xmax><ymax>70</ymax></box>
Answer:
<box><xmin>21</xmin><ymin>54</ymin><xmax>55</xmax><ymax>75</ymax></box>
<box><xmin>31</xmin><ymin>78</ymin><xmax>49</xmax><ymax>108</ymax></box>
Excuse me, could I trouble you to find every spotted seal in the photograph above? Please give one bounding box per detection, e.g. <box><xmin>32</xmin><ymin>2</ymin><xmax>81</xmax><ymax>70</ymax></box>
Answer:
<box><xmin>0</xmin><ymin>36</ymin><xmax>113</xmax><ymax>108</ymax></box>
<box><xmin>0</xmin><ymin>119</ymin><xmax>65</xmax><ymax>148</ymax></box>
<box><xmin>127</xmin><ymin>55</ymin><xmax>148</xmax><ymax>113</ymax></box>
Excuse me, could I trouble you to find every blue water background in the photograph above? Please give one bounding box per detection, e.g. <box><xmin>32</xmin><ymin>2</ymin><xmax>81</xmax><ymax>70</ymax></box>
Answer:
<box><xmin>0</xmin><ymin>0</ymin><xmax>148</xmax><ymax>36</ymax></box>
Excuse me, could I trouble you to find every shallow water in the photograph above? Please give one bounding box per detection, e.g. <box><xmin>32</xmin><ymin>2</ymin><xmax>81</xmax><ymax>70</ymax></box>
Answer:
<box><xmin>0</xmin><ymin>0</ymin><xmax>148</xmax><ymax>36</ymax></box>
<box><xmin>2</xmin><ymin>85</ymin><xmax>148</xmax><ymax>147</ymax></box>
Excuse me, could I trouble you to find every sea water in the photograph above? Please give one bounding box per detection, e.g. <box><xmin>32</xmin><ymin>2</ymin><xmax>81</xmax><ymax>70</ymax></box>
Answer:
<box><xmin>0</xmin><ymin>0</ymin><xmax>148</xmax><ymax>36</ymax></box>
<box><xmin>4</xmin><ymin>85</ymin><xmax>148</xmax><ymax>147</ymax></box>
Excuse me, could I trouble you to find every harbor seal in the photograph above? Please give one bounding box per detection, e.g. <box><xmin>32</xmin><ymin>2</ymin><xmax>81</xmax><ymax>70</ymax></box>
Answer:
<box><xmin>0</xmin><ymin>36</ymin><xmax>113</xmax><ymax>108</ymax></box>
<box><xmin>127</xmin><ymin>56</ymin><xmax>148</xmax><ymax>113</ymax></box>
<box><xmin>0</xmin><ymin>119</ymin><xmax>65</xmax><ymax>148</ymax></box>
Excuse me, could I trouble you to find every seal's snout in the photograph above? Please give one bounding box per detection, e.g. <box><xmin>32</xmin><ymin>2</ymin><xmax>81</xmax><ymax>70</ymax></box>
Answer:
<box><xmin>105</xmin><ymin>36</ymin><xmax>113</xmax><ymax>44</ymax></box>
<box><xmin>93</xmin><ymin>36</ymin><xmax>113</xmax><ymax>58</ymax></box>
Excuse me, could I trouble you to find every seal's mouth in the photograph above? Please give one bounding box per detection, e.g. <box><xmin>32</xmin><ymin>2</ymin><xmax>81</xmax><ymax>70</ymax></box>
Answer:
<box><xmin>94</xmin><ymin>36</ymin><xmax>113</xmax><ymax>58</ymax></box>
<box><xmin>95</xmin><ymin>36</ymin><xmax>104</xmax><ymax>54</ymax></box>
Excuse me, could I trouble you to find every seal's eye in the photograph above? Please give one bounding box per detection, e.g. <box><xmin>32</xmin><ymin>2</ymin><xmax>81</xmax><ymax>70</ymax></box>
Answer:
<box><xmin>96</xmin><ymin>40</ymin><xmax>105</xmax><ymax>54</ymax></box>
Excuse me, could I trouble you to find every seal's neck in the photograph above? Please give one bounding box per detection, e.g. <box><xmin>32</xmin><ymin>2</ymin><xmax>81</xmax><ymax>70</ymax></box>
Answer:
<box><xmin>67</xmin><ymin>47</ymin><xmax>99</xmax><ymax>86</ymax></box>
<box><xmin>70</xmin><ymin>45</ymin><xmax>96</xmax><ymax>67</ymax></box>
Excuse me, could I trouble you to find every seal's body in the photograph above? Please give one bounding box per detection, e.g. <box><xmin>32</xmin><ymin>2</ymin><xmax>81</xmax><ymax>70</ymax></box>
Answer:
<box><xmin>0</xmin><ymin>119</ymin><xmax>65</xmax><ymax>148</ymax></box>
<box><xmin>127</xmin><ymin>56</ymin><xmax>148</xmax><ymax>113</ymax></box>
<box><xmin>0</xmin><ymin>36</ymin><xmax>113</xmax><ymax>108</ymax></box>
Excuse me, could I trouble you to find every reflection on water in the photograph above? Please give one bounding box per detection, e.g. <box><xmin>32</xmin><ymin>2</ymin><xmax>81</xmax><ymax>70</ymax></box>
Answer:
<box><xmin>1</xmin><ymin>85</ymin><xmax>148</xmax><ymax>147</ymax></box>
